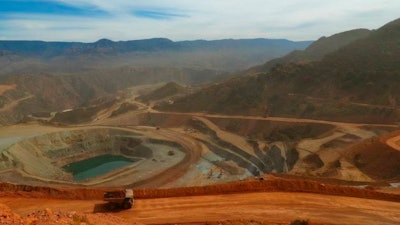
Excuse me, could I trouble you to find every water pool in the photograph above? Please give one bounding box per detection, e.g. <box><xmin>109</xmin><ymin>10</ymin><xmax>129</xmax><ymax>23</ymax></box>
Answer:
<box><xmin>63</xmin><ymin>154</ymin><xmax>138</xmax><ymax>181</ymax></box>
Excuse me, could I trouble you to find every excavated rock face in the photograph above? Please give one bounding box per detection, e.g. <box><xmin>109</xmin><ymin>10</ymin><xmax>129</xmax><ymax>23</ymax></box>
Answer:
<box><xmin>187</xmin><ymin>118</ymin><xmax>300</xmax><ymax>176</ymax></box>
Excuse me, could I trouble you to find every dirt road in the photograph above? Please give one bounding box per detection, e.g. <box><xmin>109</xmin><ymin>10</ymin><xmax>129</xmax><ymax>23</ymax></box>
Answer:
<box><xmin>1</xmin><ymin>192</ymin><xmax>400</xmax><ymax>225</ymax></box>
<box><xmin>143</xmin><ymin>111</ymin><xmax>398</xmax><ymax>129</ymax></box>
<box><xmin>0</xmin><ymin>94</ymin><xmax>33</xmax><ymax>112</ymax></box>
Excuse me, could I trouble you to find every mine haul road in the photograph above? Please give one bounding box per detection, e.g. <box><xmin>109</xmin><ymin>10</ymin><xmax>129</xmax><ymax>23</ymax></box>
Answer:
<box><xmin>2</xmin><ymin>191</ymin><xmax>400</xmax><ymax>225</ymax></box>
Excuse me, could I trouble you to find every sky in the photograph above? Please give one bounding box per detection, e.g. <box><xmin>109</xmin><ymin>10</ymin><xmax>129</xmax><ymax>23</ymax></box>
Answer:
<box><xmin>0</xmin><ymin>0</ymin><xmax>399</xmax><ymax>42</ymax></box>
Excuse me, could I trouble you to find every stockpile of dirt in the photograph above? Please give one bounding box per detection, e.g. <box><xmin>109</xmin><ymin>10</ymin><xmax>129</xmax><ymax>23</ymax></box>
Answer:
<box><xmin>346</xmin><ymin>131</ymin><xmax>400</xmax><ymax>180</ymax></box>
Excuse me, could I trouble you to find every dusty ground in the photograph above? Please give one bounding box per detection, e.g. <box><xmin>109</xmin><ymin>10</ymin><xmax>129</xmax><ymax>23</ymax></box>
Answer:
<box><xmin>0</xmin><ymin>202</ymin><xmax>137</xmax><ymax>225</ymax></box>
<box><xmin>1</xmin><ymin>175</ymin><xmax>400</xmax><ymax>225</ymax></box>
<box><xmin>1</xmin><ymin>190</ymin><xmax>400</xmax><ymax>225</ymax></box>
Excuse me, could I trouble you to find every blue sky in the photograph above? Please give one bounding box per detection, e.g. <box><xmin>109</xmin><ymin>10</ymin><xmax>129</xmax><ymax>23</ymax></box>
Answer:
<box><xmin>0</xmin><ymin>0</ymin><xmax>399</xmax><ymax>42</ymax></box>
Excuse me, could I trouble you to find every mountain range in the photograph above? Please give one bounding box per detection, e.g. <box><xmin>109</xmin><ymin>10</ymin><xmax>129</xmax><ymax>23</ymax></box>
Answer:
<box><xmin>0</xmin><ymin>38</ymin><xmax>311</xmax><ymax>75</ymax></box>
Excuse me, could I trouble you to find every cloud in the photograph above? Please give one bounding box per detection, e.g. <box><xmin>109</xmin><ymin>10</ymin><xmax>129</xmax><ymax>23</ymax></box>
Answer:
<box><xmin>132</xmin><ymin>9</ymin><xmax>188</xmax><ymax>20</ymax></box>
<box><xmin>0</xmin><ymin>0</ymin><xmax>399</xmax><ymax>41</ymax></box>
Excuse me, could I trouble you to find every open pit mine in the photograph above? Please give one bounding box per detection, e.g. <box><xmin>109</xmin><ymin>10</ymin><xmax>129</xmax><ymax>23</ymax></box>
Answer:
<box><xmin>0</xmin><ymin>105</ymin><xmax>398</xmax><ymax>189</ymax></box>
<box><xmin>0</xmin><ymin>117</ymin><xmax>296</xmax><ymax>188</ymax></box>
<box><xmin>1</xmin><ymin>89</ymin><xmax>400</xmax><ymax>225</ymax></box>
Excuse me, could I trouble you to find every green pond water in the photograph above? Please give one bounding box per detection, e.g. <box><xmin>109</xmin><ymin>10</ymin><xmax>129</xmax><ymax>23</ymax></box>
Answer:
<box><xmin>63</xmin><ymin>154</ymin><xmax>137</xmax><ymax>181</ymax></box>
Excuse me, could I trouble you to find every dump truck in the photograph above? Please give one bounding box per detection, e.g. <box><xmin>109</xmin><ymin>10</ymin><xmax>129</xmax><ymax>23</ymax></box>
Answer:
<box><xmin>103</xmin><ymin>189</ymin><xmax>134</xmax><ymax>209</ymax></box>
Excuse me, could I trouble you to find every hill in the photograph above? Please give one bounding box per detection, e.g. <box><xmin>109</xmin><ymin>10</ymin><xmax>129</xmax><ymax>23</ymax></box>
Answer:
<box><xmin>248</xmin><ymin>28</ymin><xmax>372</xmax><ymax>73</ymax></box>
<box><xmin>0</xmin><ymin>68</ymin><xmax>215</xmax><ymax>125</ymax></box>
<box><xmin>136</xmin><ymin>82</ymin><xmax>187</xmax><ymax>103</ymax></box>
<box><xmin>159</xmin><ymin>18</ymin><xmax>400</xmax><ymax>124</ymax></box>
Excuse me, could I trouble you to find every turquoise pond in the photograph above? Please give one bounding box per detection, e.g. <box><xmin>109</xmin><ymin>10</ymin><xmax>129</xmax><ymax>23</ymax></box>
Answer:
<box><xmin>63</xmin><ymin>154</ymin><xmax>138</xmax><ymax>181</ymax></box>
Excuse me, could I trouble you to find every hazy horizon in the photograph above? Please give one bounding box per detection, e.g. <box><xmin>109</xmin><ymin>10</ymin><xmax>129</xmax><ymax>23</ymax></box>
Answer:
<box><xmin>0</xmin><ymin>0</ymin><xmax>399</xmax><ymax>42</ymax></box>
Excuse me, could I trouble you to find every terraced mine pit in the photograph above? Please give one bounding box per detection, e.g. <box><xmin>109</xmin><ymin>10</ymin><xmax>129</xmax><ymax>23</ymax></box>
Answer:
<box><xmin>1</xmin><ymin>111</ymin><xmax>396</xmax><ymax>188</ymax></box>
<box><xmin>0</xmin><ymin>127</ymin><xmax>187</xmax><ymax>186</ymax></box>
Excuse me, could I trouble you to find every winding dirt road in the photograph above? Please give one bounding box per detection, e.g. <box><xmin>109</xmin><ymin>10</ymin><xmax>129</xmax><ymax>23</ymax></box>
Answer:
<box><xmin>148</xmin><ymin>111</ymin><xmax>399</xmax><ymax>128</ymax></box>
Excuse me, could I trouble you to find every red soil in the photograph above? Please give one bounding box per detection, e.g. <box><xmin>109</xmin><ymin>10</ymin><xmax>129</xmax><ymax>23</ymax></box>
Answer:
<box><xmin>1</xmin><ymin>176</ymin><xmax>400</xmax><ymax>225</ymax></box>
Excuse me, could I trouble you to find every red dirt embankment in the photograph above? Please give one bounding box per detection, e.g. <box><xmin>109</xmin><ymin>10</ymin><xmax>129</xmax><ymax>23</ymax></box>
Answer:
<box><xmin>0</xmin><ymin>183</ymin><xmax>105</xmax><ymax>200</ymax></box>
<box><xmin>134</xmin><ymin>178</ymin><xmax>400</xmax><ymax>202</ymax></box>
<box><xmin>1</xmin><ymin>176</ymin><xmax>400</xmax><ymax>203</ymax></box>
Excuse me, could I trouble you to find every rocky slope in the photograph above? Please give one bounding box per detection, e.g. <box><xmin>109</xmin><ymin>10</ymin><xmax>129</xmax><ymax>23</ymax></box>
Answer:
<box><xmin>248</xmin><ymin>28</ymin><xmax>372</xmax><ymax>73</ymax></box>
<box><xmin>136</xmin><ymin>82</ymin><xmax>187</xmax><ymax>103</ymax></box>
<box><xmin>159</xmin><ymin>18</ymin><xmax>400</xmax><ymax>124</ymax></box>
<box><xmin>0</xmin><ymin>67</ymin><xmax>222</xmax><ymax>125</ymax></box>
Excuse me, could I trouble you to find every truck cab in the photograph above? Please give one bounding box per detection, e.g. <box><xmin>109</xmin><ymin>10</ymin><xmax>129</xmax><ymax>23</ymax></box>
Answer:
<box><xmin>103</xmin><ymin>189</ymin><xmax>134</xmax><ymax>209</ymax></box>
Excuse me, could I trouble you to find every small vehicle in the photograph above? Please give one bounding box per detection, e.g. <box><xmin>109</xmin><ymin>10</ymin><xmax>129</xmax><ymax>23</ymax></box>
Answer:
<box><xmin>103</xmin><ymin>189</ymin><xmax>134</xmax><ymax>209</ymax></box>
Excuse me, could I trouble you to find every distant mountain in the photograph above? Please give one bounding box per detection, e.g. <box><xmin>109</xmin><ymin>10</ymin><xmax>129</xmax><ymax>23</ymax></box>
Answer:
<box><xmin>0</xmin><ymin>38</ymin><xmax>174</xmax><ymax>57</ymax></box>
<box><xmin>0</xmin><ymin>38</ymin><xmax>310</xmax><ymax>57</ymax></box>
<box><xmin>0</xmin><ymin>38</ymin><xmax>311</xmax><ymax>75</ymax></box>
<box><xmin>248</xmin><ymin>29</ymin><xmax>372</xmax><ymax>73</ymax></box>
<box><xmin>159</xmin><ymin>18</ymin><xmax>400</xmax><ymax>124</ymax></box>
